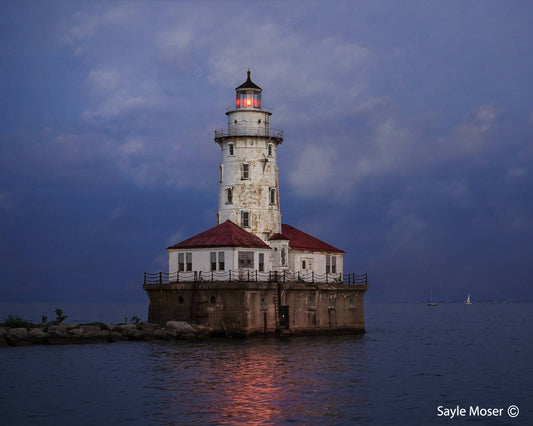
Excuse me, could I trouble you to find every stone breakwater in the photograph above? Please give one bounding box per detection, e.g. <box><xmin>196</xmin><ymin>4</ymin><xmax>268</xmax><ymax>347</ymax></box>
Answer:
<box><xmin>0</xmin><ymin>321</ymin><xmax>213</xmax><ymax>347</ymax></box>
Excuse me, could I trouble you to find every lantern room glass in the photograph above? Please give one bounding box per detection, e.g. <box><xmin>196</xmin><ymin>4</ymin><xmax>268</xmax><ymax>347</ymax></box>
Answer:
<box><xmin>236</xmin><ymin>90</ymin><xmax>261</xmax><ymax>109</ymax></box>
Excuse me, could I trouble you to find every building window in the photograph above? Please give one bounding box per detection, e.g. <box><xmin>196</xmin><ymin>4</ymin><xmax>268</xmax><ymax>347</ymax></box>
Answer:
<box><xmin>226</xmin><ymin>187</ymin><xmax>233</xmax><ymax>204</ymax></box>
<box><xmin>332</xmin><ymin>256</ymin><xmax>337</xmax><ymax>274</ymax></box>
<box><xmin>326</xmin><ymin>255</ymin><xmax>330</xmax><ymax>274</ymax></box>
<box><xmin>241</xmin><ymin>210</ymin><xmax>250</xmax><ymax>228</ymax></box>
<box><xmin>178</xmin><ymin>253</ymin><xmax>184</xmax><ymax>272</ymax></box>
<box><xmin>259</xmin><ymin>253</ymin><xmax>264</xmax><ymax>272</ymax></box>
<box><xmin>186</xmin><ymin>252</ymin><xmax>192</xmax><ymax>271</ymax></box>
<box><xmin>228</xmin><ymin>143</ymin><xmax>234</xmax><ymax>156</ymax></box>
<box><xmin>269</xmin><ymin>187</ymin><xmax>276</xmax><ymax>205</ymax></box>
<box><xmin>241</xmin><ymin>163</ymin><xmax>250</xmax><ymax>180</ymax></box>
<box><xmin>301</xmin><ymin>260</ymin><xmax>306</xmax><ymax>269</ymax></box>
<box><xmin>210</xmin><ymin>252</ymin><xmax>225</xmax><ymax>271</ymax></box>
<box><xmin>219</xmin><ymin>165</ymin><xmax>223</xmax><ymax>182</ymax></box>
<box><xmin>238</xmin><ymin>251</ymin><xmax>254</xmax><ymax>268</ymax></box>
<box><xmin>218</xmin><ymin>251</ymin><xmax>225</xmax><ymax>270</ymax></box>
<box><xmin>268</xmin><ymin>143</ymin><xmax>273</xmax><ymax>157</ymax></box>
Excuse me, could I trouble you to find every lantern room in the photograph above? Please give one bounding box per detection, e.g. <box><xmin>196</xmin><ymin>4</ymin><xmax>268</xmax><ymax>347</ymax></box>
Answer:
<box><xmin>235</xmin><ymin>70</ymin><xmax>262</xmax><ymax>109</ymax></box>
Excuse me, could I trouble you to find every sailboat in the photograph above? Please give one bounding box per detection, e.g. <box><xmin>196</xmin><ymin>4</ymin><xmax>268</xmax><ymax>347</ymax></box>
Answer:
<box><xmin>465</xmin><ymin>294</ymin><xmax>472</xmax><ymax>305</ymax></box>
<box><xmin>428</xmin><ymin>289</ymin><xmax>437</xmax><ymax>306</ymax></box>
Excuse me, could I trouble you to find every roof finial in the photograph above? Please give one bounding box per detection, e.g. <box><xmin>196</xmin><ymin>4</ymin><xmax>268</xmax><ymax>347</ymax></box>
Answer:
<box><xmin>247</xmin><ymin>69</ymin><xmax>251</xmax><ymax>80</ymax></box>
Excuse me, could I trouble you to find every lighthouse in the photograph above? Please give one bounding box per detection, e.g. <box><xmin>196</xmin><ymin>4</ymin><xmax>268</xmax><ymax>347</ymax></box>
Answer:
<box><xmin>214</xmin><ymin>70</ymin><xmax>283</xmax><ymax>242</ymax></box>
<box><xmin>143</xmin><ymin>71</ymin><xmax>368</xmax><ymax>335</ymax></box>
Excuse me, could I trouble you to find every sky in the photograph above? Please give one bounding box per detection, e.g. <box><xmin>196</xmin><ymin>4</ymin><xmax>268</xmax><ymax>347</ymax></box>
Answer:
<box><xmin>1</xmin><ymin>0</ymin><xmax>532</xmax><ymax>305</ymax></box>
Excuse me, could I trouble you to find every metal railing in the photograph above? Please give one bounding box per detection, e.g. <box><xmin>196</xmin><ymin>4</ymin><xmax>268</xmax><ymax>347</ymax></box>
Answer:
<box><xmin>214</xmin><ymin>128</ymin><xmax>283</xmax><ymax>139</ymax></box>
<box><xmin>144</xmin><ymin>270</ymin><xmax>367</xmax><ymax>286</ymax></box>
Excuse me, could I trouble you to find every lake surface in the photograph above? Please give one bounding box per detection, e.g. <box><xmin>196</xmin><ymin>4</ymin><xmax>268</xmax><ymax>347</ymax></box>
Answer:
<box><xmin>1</xmin><ymin>303</ymin><xmax>531</xmax><ymax>425</ymax></box>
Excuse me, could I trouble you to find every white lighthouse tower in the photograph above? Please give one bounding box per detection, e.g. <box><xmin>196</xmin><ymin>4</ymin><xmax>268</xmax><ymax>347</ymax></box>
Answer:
<box><xmin>214</xmin><ymin>70</ymin><xmax>284</xmax><ymax>242</ymax></box>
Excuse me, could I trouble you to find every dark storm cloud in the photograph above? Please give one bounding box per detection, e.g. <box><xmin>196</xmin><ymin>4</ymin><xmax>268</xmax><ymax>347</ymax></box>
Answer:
<box><xmin>1</xmin><ymin>0</ymin><xmax>532</xmax><ymax>303</ymax></box>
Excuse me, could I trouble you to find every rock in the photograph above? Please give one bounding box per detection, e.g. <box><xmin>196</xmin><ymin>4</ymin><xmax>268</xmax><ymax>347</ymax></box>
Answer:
<box><xmin>166</xmin><ymin>321</ymin><xmax>196</xmax><ymax>335</ymax></box>
<box><xmin>153</xmin><ymin>329</ymin><xmax>172</xmax><ymax>340</ymax></box>
<box><xmin>86</xmin><ymin>322</ymin><xmax>111</xmax><ymax>331</ymax></box>
<box><xmin>8</xmin><ymin>328</ymin><xmax>28</xmax><ymax>339</ymax></box>
<box><xmin>116</xmin><ymin>323</ymin><xmax>137</xmax><ymax>333</ymax></box>
<box><xmin>68</xmin><ymin>328</ymin><xmax>85</xmax><ymax>337</ymax></box>
<box><xmin>139</xmin><ymin>322</ymin><xmax>158</xmax><ymax>331</ymax></box>
<box><xmin>80</xmin><ymin>325</ymin><xmax>102</xmax><ymax>334</ymax></box>
<box><xmin>108</xmin><ymin>331</ymin><xmax>127</xmax><ymax>342</ymax></box>
<box><xmin>29</xmin><ymin>328</ymin><xmax>48</xmax><ymax>344</ymax></box>
<box><xmin>47</xmin><ymin>325</ymin><xmax>69</xmax><ymax>337</ymax></box>
<box><xmin>192</xmin><ymin>324</ymin><xmax>213</xmax><ymax>338</ymax></box>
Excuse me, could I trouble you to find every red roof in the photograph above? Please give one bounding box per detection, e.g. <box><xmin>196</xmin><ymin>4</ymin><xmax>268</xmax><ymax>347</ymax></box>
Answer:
<box><xmin>281</xmin><ymin>224</ymin><xmax>345</xmax><ymax>253</ymax></box>
<box><xmin>269</xmin><ymin>233</ymin><xmax>290</xmax><ymax>241</ymax></box>
<box><xmin>167</xmin><ymin>221</ymin><xmax>270</xmax><ymax>250</ymax></box>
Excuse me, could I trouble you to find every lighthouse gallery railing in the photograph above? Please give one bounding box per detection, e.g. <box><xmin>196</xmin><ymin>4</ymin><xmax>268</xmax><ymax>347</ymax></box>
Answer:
<box><xmin>214</xmin><ymin>128</ymin><xmax>283</xmax><ymax>139</ymax></box>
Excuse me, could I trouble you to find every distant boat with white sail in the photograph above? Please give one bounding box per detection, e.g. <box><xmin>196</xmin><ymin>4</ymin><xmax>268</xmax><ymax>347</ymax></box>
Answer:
<box><xmin>465</xmin><ymin>294</ymin><xmax>472</xmax><ymax>305</ymax></box>
<box><xmin>428</xmin><ymin>290</ymin><xmax>437</xmax><ymax>306</ymax></box>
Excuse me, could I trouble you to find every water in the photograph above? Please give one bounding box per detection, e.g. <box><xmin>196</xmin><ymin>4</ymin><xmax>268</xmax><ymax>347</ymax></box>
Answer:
<box><xmin>1</xmin><ymin>303</ymin><xmax>531</xmax><ymax>425</ymax></box>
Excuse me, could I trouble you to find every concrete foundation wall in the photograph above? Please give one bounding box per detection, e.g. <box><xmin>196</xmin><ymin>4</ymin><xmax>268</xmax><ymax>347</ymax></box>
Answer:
<box><xmin>144</xmin><ymin>282</ymin><xmax>367</xmax><ymax>336</ymax></box>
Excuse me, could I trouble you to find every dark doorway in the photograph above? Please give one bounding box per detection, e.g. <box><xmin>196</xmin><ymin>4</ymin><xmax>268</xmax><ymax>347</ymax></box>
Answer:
<box><xmin>279</xmin><ymin>305</ymin><xmax>289</xmax><ymax>329</ymax></box>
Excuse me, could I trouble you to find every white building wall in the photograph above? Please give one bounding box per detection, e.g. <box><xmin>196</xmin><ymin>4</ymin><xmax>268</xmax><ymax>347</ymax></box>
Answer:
<box><xmin>289</xmin><ymin>250</ymin><xmax>344</xmax><ymax>281</ymax></box>
<box><xmin>168</xmin><ymin>247</ymin><xmax>272</xmax><ymax>281</ymax></box>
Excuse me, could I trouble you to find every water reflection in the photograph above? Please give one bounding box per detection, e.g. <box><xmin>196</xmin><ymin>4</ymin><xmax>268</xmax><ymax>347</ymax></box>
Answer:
<box><xmin>148</xmin><ymin>336</ymin><xmax>367</xmax><ymax>424</ymax></box>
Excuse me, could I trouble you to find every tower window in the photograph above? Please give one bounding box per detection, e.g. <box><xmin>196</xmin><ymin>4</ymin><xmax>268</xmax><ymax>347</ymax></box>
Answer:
<box><xmin>219</xmin><ymin>165</ymin><xmax>223</xmax><ymax>182</ymax></box>
<box><xmin>226</xmin><ymin>187</ymin><xmax>233</xmax><ymax>204</ymax></box>
<box><xmin>241</xmin><ymin>210</ymin><xmax>250</xmax><ymax>228</ymax></box>
<box><xmin>228</xmin><ymin>143</ymin><xmax>234</xmax><ymax>156</ymax></box>
<box><xmin>241</xmin><ymin>163</ymin><xmax>250</xmax><ymax>180</ymax></box>
<box><xmin>268</xmin><ymin>143</ymin><xmax>273</xmax><ymax>157</ymax></box>
<box><xmin>269</xmin><ymin>187</ymin><xmax>276</xmax><ymax>205</ymax></box>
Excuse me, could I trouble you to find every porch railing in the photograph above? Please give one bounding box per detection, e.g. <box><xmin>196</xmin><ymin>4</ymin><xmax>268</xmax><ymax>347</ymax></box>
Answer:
<box><xmin>143</xmin><ymin>270</ymin><xmax>367</xmax><ymax>286</ymax></box>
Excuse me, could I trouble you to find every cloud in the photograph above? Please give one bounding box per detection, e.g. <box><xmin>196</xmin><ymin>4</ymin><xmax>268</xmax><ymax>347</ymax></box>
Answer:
<box><xmin>85</xmin><ymin>69</ymin><xmax>120</xmax><ymax>90</ymax></box>
<box><xmin>287</xmin><ymin>101</ymin><xmax>504</xmax><ymax>201</ymax></box>
<box><xmin>62</xmin><ymin>5</ymin><xmax>135</xmax><ymax>44</ymax></box>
